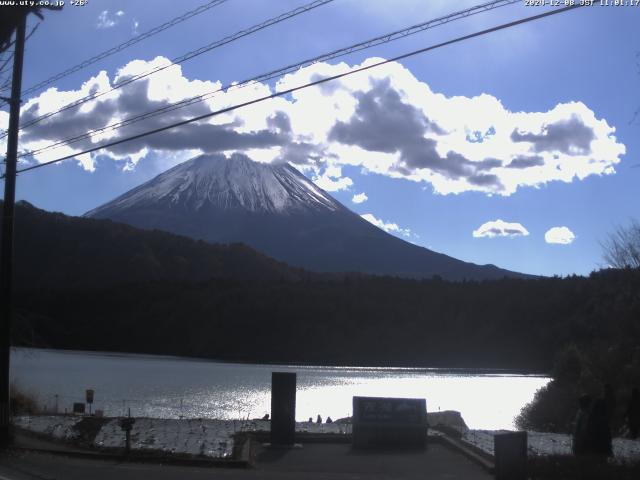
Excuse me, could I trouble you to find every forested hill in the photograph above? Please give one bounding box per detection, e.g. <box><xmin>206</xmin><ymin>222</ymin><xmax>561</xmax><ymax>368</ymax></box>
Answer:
<box><xmin>13</xmin><ymin>267</ymin><xmax>640</xmax><ymax>371</ymax></box>
<box><xmin>2</xmin><ymin>200</ymin><xmax>311</xmax><ymax>289</ymax></box>
<box><xmin>4</xmin><ymin>200</ymin><xmax>639</xmax><ymax>371</ymax></box>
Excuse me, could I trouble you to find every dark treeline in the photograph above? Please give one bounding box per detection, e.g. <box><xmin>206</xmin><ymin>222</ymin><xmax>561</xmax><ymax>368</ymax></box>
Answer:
<box><xmin>12</xmin><ymin>269</ymin><xmax>640</xmax><ymax>374</ymax></box>
<box><xmin>5</xmin><ymin>201</ymin><xmax>640</xmax><ymax>431</ymax></box>
<box><xmin>4</xmin><ymin>200</ymin><xmax>312</xmax><ymax>290</ymax></box>
<box><xmin>516</xmin><ymin>269</ymin><xmax>640</xmax><ymax>432</ymax></box>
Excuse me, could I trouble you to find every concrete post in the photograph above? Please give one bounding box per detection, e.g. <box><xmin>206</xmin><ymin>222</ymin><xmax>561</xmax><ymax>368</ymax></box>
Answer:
<box><xmin>494</xmin><ymin>431</ymin><xmax>527</xmax><ymax>480</ymax></box>
<box><xmin>270</xmin><ymin>372</ymin><xmax>296</xmax><ymax>445</ymax></box>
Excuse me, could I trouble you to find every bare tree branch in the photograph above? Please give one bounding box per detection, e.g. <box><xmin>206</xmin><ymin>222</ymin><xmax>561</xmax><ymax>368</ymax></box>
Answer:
<box><xmin>601</xmin><ymin>219</ymin><xmax>640</xmax><ymax>269</ymax></box>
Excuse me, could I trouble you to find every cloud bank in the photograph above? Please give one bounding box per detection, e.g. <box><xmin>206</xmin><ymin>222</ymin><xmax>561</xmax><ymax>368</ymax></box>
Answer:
<box><xmin>5</xmin><ymin>56</ymin><xmax>625</xmax><ymax>196</ymax></box>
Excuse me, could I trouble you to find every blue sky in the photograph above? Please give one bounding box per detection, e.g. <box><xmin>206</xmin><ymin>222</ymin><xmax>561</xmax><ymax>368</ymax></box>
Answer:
<box><xmin>1</xmin><ymin>0</ymin><xmax>638</xmax><ymax>276</ymax></box>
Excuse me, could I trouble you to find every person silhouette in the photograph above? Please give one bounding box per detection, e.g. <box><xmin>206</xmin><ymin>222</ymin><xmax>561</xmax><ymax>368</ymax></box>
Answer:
<box><xmin>572</xmin><ymin>394</ymin><xmax>592</xmax><ymax>455</ymax></box>
<box><xmin>587</xmin><ymin>398</ymin><xmax>612</xmax><ymax>457</ymax></box>
<box><xmin>626</xmin><ymin>387</ymin><xmax>640</xmax><ymax>439</ymax></box>
<box><xmin>604</xmin><ymin>383</ymin><xmax>616</xmax><ymax>425</ymax></box>
<box><xmin>316</xmin><ymin>414</ymin><xmax>322</xmax><ymax>424</ymax></box>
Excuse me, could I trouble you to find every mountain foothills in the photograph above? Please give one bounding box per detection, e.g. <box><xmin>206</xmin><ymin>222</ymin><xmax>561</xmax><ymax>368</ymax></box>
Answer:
<box><xmin>2</xmin><ymin>200</ymin><xmax>308</xmax><ymax>291</ymax></box>
<box><xmin>4</xmin><ymin>157</ymin><xmax>640</xmax><ymax>434</ymax></box>
<box><xmin>3</xmin><ymin>200</ymin><xmax>639</xmax><ymax>375</ymax></box>
<box><xmin>85</xmin><ymin>154</ymin><xmax>522</xmax><ymax>281</ymax></box>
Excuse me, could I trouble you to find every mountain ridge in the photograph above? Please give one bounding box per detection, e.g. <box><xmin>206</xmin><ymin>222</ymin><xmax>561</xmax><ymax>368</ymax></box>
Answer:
<box><xmin>3</xmin><ymin>200</ymin><xmax>310</xmax><ymax>290</ymax></box>
<box><xmin>86</xmin><ymin>153</ymin><xmax>528</xmax><ymax>281</ymax></box>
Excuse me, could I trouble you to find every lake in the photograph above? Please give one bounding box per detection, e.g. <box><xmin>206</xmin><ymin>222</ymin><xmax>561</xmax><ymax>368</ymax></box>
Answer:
<box><xmin>9</xmin><ymin>348</ymin><xmax>549</xmax><ymax>430</ymax></box>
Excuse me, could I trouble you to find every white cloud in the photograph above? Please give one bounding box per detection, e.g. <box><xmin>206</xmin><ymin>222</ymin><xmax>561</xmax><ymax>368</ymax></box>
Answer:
<box><xmin>545</xmin><ymin>226</ymin><xmax>575</xmax><ymax>245</ymax></box>
<box><xmin>14</xmin><ymin>56</ymin><xmax>626</xmax><ymax>191</ymax></box>
<box><xmin>97</xmin><ymin>10</ymin><xmax>122</xmax><ymax>29</ymax></box>
<box><xmin>0</xmin><ymin>110</ymin><xmax>9</xmax><ymax>133</ymax></box>
<box><xmin>361</xmin><ymin>213</ymin><xmax>412</xmax><ymax>238</ymax></box>
<box><xmin>275</xmin><ymin>59</ymin><xmax>624</xmax><ymax>196</ymax></box>
<box><xmin>312</xmin><ymin>164</ymin><xmax>353</xmax><ymax>191</ymax></box>
<box><xmin>313</xmin><ymin>174</ymin><xmax>353</xmax><ymax>192</ymax></box>
<box><xmin>352</xmin><ymin>192</ymin><xmax>368</xmax><ymax>204</ymax></box>
<box><xmin>473</xmin><ymin>219</ymin><xmax>529</xmax><ymax>238</ymax></box>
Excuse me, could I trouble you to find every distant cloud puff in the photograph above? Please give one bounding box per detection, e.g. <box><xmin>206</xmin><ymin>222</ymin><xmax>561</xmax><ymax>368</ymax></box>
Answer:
<box><xmin>97</xmin><ymin>10</ymin><xmax>124</xmax><ymax>29</ymax></box>
<box><xmin>545</xmin><ymin>226</ymin><xmax>575</xmax><ymax>245</ymax></box>
<box><xmin>473</xmin><ymin>220</ymin><xmax>529</xmax><ymax>238</ymax></box>
<box><xmin>312</xmin><ymin>164</ymin><xmax>353</xmax><ymax>192</ymax></box>
<box><xmin>361</xmin><ymin>213</ymin><xmax>412</xmax><ymax>238</ymax></box>
<box><xmin>352</xmin><ymin>192</ymin><xmax>368</xmax><ymax>204</ymax></box>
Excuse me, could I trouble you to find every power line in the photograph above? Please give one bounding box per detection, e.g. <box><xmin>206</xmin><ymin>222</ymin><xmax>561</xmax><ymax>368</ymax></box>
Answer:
<box><xmin>1</xmin><ymin>0</ymin><xmax>336</xmax><ymax>139</ymax></box>
<box><xmin>0</xmin><ymin>23</ymin><xmax>40</xmax><ymax>108</ymax></box>
<box><xmin>0</xmin><ymin>0</ymin><xmax>230</xmax><ymax>97</ymax></box>
<box><xmin>17</xmin><ymin>0</ymin><xmax>521</xmax><ymax>159</ymax></box>
<box><xmin>0</xmin><ymin>52</ymin><xmax>15</xmax><ymax>78</ymax></box>
<box><xmin>6</xmin><ymin>3</ymin><xmax>584</xmax><ymax>179</ymax></box>
<box><xmin>0</xmin><ymin>74</ymin><xmax>11</xmax><ymax>94</ymax></box>
<box><xmin>19</xmin><ymin>0</ymin><xmax>519</xmax><ymax>158</ymax></box>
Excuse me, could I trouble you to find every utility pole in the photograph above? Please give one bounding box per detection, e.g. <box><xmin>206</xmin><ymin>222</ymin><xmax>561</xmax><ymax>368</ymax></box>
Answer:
<box><xmin>0</xmin><ymin>14</ymin><xmax>26</xmax><ymax>448</ymax></box>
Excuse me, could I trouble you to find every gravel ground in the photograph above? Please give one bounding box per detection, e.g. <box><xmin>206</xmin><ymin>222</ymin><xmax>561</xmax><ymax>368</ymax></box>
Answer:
<box><xmin>462</xmin><ymin>429</ymin><xmax>640</xmax><ymax>462</ymax></box>
<box><xmin>14</xmin><ymin>416</ymin><xmax>350</xmax><ymax>458</ymax></box>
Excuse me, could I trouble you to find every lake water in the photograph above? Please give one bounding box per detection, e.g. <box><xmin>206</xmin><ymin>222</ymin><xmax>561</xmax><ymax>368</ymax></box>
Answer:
<box><xmin>9</xmin><ymin>348</ymin><xmax>549</xmax><ymax>430</ymax></box>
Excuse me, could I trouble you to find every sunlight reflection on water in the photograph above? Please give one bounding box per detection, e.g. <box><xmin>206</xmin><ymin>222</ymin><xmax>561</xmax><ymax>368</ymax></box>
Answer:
<box><xmin>10</xmin><ymin>348</ymin><xmax>549</xmax><ymax>430</ymax></box>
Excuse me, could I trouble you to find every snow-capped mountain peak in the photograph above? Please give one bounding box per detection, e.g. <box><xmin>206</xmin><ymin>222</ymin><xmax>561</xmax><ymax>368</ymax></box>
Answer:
<box><xmin>89</xmin><ymin>154</ymin><xmax>341</xmax><ymax>215</ymax></box>
<box><xmin>86</xmin><ymin>153</ymin><xmax>525</xmax><ymax>281</ymax></box>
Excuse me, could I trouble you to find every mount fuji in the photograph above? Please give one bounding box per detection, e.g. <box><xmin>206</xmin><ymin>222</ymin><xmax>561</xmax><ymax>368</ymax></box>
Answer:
<box><xmin>85</xmin><ymin>154</ymin><xmax>523</xmax><ymax>280</ymax></box>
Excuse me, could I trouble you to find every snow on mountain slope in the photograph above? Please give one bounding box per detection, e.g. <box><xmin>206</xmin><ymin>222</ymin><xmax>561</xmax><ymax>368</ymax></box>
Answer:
<box><xmin>87</xmin><ymin>154</ymin><xmax>341</xmax><ymax>216</ymax></box>
<box><xmin>86</xmin><ymin>153</ymin><xmax>527</xmax><ymax>280</ymax></box>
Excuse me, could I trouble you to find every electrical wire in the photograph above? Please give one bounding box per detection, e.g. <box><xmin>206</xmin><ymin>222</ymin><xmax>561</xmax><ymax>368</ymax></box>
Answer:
<box><xmin>0</xmin><ymin>0</ymin><xmax>230</xmax><ymax>96</ymax></box>
<box><xmin>0</xmin><ymin>52</ymin><xmax>15</xmax><ymax>78</ymax></box>
<box><xmin>16</xmin><ymin>0</ymin><xmax>521</xmax><ymax>159</ymax></box>
<box><xmin>5</xmin><ymin>3</ymin><xmax>585</xmax><ymax>179</ymax></box>
<box><xmin>0</xmin><ymin>23</ymin><xmax>40</xmax><ymax>107</ymax></box>
<box><xmin>0</xmin><ymin>0</ymin><xmax>336</xmax><ymax>138</ymax></box>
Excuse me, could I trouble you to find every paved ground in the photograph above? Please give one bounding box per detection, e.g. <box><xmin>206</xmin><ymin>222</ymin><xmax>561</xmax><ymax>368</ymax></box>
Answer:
<box><xmin>255</xmin><ymin>442</ymin><xmax>492</xmax><ymax>479</ymax></box>
<box><xmin>0</xmin><ymin>441</ymin><xmax>491</xmax><ymax>480</ymax></box>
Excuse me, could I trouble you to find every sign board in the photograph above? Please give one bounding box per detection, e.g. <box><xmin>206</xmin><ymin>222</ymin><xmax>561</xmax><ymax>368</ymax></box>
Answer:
<box><xmin>352</xmin><ymin>396</ymin><xmax>427</xmax><ymax>448</ymax></box>
<box><xmin>72</xmin><ymin>402</ymin><xmax>85</xmax><ymax>414</ymax></box>
<box><xmin>86</xmin><ymin>389</ymin><xmax>94</xmax><ymax>404</ymax></box>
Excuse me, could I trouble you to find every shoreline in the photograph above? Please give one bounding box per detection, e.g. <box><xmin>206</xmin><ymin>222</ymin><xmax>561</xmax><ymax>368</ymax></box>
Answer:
<box><xmin>12</xmin><ymin>415</ymin><xmax>351</xmax><ymax>458</ymax></box>
<box><xmin>10</xmin><ymin>346</ymin><xmax>550</xmax><ymax>376</ymax></box>
<box><xmin>13</xmin><ymin>414</ymin><xmax>640</xmax><ymax>464</ymax></box>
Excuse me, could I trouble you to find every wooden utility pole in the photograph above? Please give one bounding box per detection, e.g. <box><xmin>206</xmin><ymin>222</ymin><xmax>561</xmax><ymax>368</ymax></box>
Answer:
<box><xmin>0</xmin><ymin>14</ymin><xmax>26</xmax><ymax>448</ymax></box>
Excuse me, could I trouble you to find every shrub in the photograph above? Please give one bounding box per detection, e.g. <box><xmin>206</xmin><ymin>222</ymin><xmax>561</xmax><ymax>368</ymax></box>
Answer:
<box><xmin>9</xmin><ymin>382</ymin><xmax>39</xmax><ymax>416</ymax></box>
<box><xmin>515</xmin><ymin>381</ymin><xmax>579</xmax><ymax>432</ymax></box>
